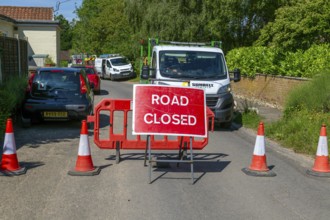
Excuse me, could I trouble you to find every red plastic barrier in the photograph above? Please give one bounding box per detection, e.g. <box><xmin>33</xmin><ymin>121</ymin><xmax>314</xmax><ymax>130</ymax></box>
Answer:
<box><xmin>87</xmin><ymin>99</ymin><xmax>214</xmax><ymax>150</ymax></box>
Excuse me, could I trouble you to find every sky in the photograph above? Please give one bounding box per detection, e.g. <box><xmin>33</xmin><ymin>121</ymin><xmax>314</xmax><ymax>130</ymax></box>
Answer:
<box><xmin>0</xmin><ymin>0</ymin><xmax>83</xmax><ymax>21</ymax></box>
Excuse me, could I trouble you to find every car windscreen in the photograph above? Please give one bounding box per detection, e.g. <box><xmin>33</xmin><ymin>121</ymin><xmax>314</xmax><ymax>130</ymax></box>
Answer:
<box><xmin>110</xmin><ymin>58</ymin><xmax>129</xmax><ymax>66</ymax></box>
<box><xmin>31</xmin><ymin>70</ymin><xmax>80</xmax><ymax>98</ymax></box>
<box><xmin>159</xmin><ymin>51</ymin><xmax>228</xmax><ymax>80</ymax></box>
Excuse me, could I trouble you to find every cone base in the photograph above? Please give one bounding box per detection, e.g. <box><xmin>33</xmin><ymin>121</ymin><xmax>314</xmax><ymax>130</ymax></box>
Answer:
<box><xmin>68</xmin><ymin>166</ymin><xmax>101</xmax><ymax>176</ymax></box>
<box><xmin>242</xmin><ymin>167</ymin><xmax>276</xmax><ymax>177</ymax></box>
<box><xmin>0</xmin><ymin>166</ymin><xmax>27</xmax><ymax>176</ymax></box>
<box><xmin>249</xmin><ymin>155</ymin><xmax>269</xmax><ymax>171</ymax></box>
<box><xmin>306</xmin><ymin>169</ymin><xmax>330</xmax><ymax>178</ymax></box>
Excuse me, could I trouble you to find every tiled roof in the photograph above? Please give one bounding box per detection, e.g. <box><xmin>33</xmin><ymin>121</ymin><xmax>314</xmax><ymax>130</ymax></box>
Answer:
<box><xmin>0</xmin><ymin>6</ymin><xmax>53</xmax><ymax>21</ymax></box>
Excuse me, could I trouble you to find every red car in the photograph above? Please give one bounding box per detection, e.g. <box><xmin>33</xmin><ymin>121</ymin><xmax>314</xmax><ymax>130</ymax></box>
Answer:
<box><xmin>72</xmin><ymin>65</ymin><xmax>101</xmax><ymax>94</ymax></box>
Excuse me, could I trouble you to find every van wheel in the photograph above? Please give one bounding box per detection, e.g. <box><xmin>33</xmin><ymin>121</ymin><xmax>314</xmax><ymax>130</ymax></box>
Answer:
<box><xmin>110</xmin><ymin>74</ymin><xmax>115</xmax><ymax>81</ymax></box>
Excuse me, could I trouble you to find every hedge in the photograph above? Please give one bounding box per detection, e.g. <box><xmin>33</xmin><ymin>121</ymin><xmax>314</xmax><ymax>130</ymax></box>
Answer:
<box><xmin>226</xmin><ymin>44</ymin><xmax>330</xmax><ymax>78</ymax></box>
<box><xmin>0</xmin><ymin>76</ymin><xmax>27</xmax><ymax>136</ymax></box>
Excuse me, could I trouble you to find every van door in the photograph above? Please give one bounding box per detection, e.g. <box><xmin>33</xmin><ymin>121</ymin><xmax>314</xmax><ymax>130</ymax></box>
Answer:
<box><xmin>106</xmin><ymin>60</ymin><xmax>112</xmax><ymax>79</ymax></box>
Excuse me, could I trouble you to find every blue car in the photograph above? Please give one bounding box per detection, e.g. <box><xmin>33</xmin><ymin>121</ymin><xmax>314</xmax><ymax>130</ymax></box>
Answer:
<box><xmin>21</xmin><ymin>67</ymin><xmax>94</xmax><ymax>127</ymax></box>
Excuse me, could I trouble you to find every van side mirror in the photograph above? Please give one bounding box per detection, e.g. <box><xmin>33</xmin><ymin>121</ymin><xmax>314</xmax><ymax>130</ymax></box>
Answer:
<box><xmin>230</xmin><ymin>68</ymin><xmax>241</xmax><ymax>82</ymax></box>
<box><xmin>150</xmin><ymin>68</ymin><xmax>156</xmax><ymax>78</ymax></box>
<box><xmin>141</xmin><ymin>65</ymin><xmax>150</xmax><ymax>80</ymax></box>
<box><xmin>141</xmin><ymin>65</ymin><xmax>156</xmax><ymax>80</ymax></box>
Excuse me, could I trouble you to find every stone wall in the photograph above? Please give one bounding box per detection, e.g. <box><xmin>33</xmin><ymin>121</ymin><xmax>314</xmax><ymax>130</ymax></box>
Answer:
<box><xmin>231</xmin><ymin>74</ymin><xmax>309</xmax><ymax>109</ymax></box>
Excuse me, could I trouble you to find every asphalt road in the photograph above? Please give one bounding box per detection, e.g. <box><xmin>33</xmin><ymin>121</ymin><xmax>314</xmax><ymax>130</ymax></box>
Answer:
<box><xmin>0</xmin><ymin>79</ymin><xmax>329</xmax><ymax>220</ymax></box>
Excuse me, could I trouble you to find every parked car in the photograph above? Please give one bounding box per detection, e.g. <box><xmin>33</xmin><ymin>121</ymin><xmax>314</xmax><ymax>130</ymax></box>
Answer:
<box><xmin>21</xmin><ymin>67</ymin><xmax>94</xmax><ymax>127</ymax></box>
<box><xmin>71</xmin><ymin>65</ymin><xmax>101</xmax><ymax>94</ymax></box>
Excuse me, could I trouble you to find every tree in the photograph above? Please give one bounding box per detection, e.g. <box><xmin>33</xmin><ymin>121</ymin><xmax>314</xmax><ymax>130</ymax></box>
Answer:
<box><xmin>73</xmin><ymin>0</ymin><xmax>288</xmax><ymax>57</ymax></box>
<box><xmin>73</xmin><ymin>0</ymin><xmax>135</xmax><ymax>59</ymax></box>
<box><xmin>55</xmin><ymin>14</ymin><xmax>73</xmax><ymax>50</ymax></box>
<box><xmin>255</xmin><ymin>0</ymin><xmax>330</xmax><ymax>51</ymax></box>
<box><xmin>202</xmin><ymin>0</ymin><xmax>288</xmax><ymax>52</ymax></box>
<box><xmin>124</xmin><ymin>0</ymin><xmax>285</xmax><ymax>52</ymax></box>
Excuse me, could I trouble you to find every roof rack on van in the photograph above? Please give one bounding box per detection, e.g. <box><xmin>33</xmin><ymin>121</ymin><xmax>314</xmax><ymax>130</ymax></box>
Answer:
<box><xmin>156</xmin><ymin>40</ymin><xmax>222</xmax><ymax>48</ymax></box>
<box><xmin>99</xmin><ymin>54</ymin><xmax>120</xmax><ymax>58</ymax></box>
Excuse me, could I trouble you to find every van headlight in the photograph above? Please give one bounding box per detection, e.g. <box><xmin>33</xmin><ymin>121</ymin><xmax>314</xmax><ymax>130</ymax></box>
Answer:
<box><xmin>217</xmin><ymin>84</ymin><xmax>231</xmax><ymax>94</ymax></box>
<box><xmin>113</xmin><ymin>68</ymin><xmax>120</xmax><ymax>72</ymax></box>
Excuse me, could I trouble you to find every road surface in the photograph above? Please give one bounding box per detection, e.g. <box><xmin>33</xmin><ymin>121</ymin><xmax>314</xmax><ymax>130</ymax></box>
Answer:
<box><xmin>0</xmin><ymin>79</ymin><xmax>329</xmax><ymax>220</ymax></box>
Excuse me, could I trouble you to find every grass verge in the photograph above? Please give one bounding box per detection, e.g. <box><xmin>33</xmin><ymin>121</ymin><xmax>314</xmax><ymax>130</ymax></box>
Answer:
<box><xmin>235</xmin><ymin>71</ymin><xmax>330</xmax><ymax>157</ymax></box>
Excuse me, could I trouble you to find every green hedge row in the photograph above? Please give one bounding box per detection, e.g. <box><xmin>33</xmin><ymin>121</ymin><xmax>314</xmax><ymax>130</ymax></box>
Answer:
<box><xmin>226</xmin><ymin>44</ymin><xmax>330</xmax><ymax>78</ymax></box>
<box><xmin>0</xmin><ymin>76</ymin><xmax>27</xmax><ymax>135</ymax></box>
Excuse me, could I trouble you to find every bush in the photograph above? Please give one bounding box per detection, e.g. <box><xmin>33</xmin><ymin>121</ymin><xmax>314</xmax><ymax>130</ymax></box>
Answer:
<box><xmin>285</xmin><ymin>71</ymin><xmax>330</xmax><ymax>114</ymax></box>
<box><xmin>267</xmin><ymin>109</ymin><xmax>330</xmax><ymax>155</ymax></box>
<box><xmin>226</xmin><ymin>44</ymin><xmax>330</xmax><ymax>78</ymax></box>
<box><xmin>0</xmin><ymin>76</ymin><xmax>27</xmax><ymax>134</ymax></box>
<box><xmin>266</xmin><ymin>71</ymin><xmax>330</xmax><ymax>155</ymax></box>
<box><xmin>60</xmin><ymin>60</ymin><xmax>69</xmax><ymax>67</ymax></box>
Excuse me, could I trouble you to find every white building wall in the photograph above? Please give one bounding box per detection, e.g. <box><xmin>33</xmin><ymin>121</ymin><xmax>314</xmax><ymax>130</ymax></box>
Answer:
<box><xmin>17</xmin><ymin>25</ymin><xmax>59</xmax><ymax>66</ymax></box>
<box><xmin>0</xmin><ymin>20</ymin><xmax>14</xmax><ymax>37</ymax></box>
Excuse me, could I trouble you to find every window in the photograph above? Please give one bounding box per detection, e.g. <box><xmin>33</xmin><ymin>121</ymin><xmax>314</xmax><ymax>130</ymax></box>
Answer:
<box><xmin>159</xmin><ymin>51</ymin><xmax>227</xmax><ymax>80</ymax></box>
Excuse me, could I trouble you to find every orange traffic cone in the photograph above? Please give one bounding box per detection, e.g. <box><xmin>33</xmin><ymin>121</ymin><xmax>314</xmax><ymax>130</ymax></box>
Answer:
<box><xmin>306</xmin><ymin>124</ymin><xmax>330</xmax><ymax>177</ymax></box>
<box><xmin>0</xmin><ymin>118</ymin><xmax>27</xmax><ymax>176</ymax></box>
<box><xmin>242</xmin><ymin>122</ymin><xmax>276</xmax><ymax>177</ymax></box>
<box><xmin>68</xmin><ymin>120</ymin><xmax>100</xmax><ymax>176</ymax></box>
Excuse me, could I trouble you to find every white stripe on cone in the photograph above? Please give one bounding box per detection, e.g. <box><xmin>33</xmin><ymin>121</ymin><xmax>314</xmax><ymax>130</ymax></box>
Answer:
<box><xmin>78</xmin><ymin>134</ymin><xmax>91</xmax><ymax>156</ymax></box>
<box><xmin>253</xmin><ymin>135</ymin><xmax>265</xmax><ymax>156</ymax></box>
<box><xmin>3</xmin><ymin>133</ymin><xmax>16</xmax><ymax>155</ymax></box>
<box><xmin>316</xmin><ymin>136</ymin><xmax>328</xmax><ymax>156</ymax></box>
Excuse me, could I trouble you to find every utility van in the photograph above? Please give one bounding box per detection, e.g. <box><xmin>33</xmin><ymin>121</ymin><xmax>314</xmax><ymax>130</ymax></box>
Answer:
<box><xmin>95</xmin><ymin>54</ymin><xmax>135</xmax><ymax>80</ymax></box>
<box><xmin>140</xmin><ymin>38</ymin><xmax>241</xmax><ymax>128</ymax></box>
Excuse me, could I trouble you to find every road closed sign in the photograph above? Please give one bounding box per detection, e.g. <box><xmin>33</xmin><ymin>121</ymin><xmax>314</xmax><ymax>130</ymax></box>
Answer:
<box><xmin>132</xmin><ymin>85</ymin><xmax>207</xmax><ymax>137</ymax></box>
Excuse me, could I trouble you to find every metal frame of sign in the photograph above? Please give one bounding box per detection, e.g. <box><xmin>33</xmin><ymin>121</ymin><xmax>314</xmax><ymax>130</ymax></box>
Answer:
<box><xmin>133</xmin><ymin>84</ymin><xmax>208</xmax><ymax>184</ymax></box>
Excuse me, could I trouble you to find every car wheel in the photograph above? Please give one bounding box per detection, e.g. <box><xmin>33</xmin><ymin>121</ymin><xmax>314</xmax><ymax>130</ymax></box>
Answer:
<box><xmin>21</xmin><ymin>114</ymin><xmax>31</xmax><ymax>128</ymax></box>
<box><xmin>20</xmin><ymin>108</ymin><xmax>32</xmax><ymax>128</ymax></box>
<box><xmin>220</xmin><ymin>121</ymin><xmax>232</xmax><ymax>129</ymax></box>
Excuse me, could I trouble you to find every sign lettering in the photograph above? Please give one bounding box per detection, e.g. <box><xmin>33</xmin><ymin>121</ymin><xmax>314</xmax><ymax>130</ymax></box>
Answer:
<box><xmin>133</xmin><ymin>85</ymin><xmax>207</xmax><ymax>137</ymax></box>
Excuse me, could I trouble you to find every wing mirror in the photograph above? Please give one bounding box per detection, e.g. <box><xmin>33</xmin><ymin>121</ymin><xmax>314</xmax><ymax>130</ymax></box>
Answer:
<box><xmin>141</xmin><ymin>65</ymin><xmax>150</xmax><ymax>79</ymax></box>
<box><xmin>141</xmin><ymin>65</ymin><xmax>156</xmax><ymax>80</ymax></box>
<box><xmin>230</xmin><ymin>68</ymin><xmax>241</xmax><ymax>82</ymax></box>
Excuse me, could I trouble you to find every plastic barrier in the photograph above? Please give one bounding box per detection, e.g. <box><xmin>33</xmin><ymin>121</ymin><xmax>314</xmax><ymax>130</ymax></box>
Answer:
<box><xmin>87</xmin><ymin>99</ymin><xmax>214</xmax><ymax>151</ymax></box>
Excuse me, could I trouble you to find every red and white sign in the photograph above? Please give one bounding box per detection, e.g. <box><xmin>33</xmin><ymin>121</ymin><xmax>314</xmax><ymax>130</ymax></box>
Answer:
<box><xmin>132</xmin><ymin>85</ymin><xmax>207</xmax><ymax>137</ymax></box>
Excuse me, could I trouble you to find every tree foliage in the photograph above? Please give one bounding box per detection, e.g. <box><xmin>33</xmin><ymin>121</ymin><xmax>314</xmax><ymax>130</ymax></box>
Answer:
<box><xmin>70</xmin><ymin>0</ymin><xmax>330</xmax><ymax>76</ymax></box>
<box><xmin>72</xmin><ymin>0</ymin><xmax>286</xmax><ymax>55</ymax></box>
<box><xmin>55</xmin><ymin>14</ymin><xmax>73</xmax><ymax>50</ymax></box>
<box><xmin>255</xmin><ymin>0</ymin><xmax>330</xmax><ymax>52</ymax></box>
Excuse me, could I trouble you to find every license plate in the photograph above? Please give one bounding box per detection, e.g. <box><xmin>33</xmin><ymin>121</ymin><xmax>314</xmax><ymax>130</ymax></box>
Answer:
<box><xmin>43</xmin><ymin>111</ymin><xmax>68</xmax><ymax>118</ymax></box>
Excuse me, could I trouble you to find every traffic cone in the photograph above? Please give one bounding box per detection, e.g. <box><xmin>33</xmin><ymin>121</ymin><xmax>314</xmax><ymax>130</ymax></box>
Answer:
<box><xmin>68</xmin><ymin>120</ymin><xmax>100</xmax><ymax>176</ymax></box>
<box><xmin>0</xmin><ymin>118</ymin><xmax>27</xmax><ymax>176</ymax></box>
<box><xmin>242</xmin><ymin>122</ymin><xmax>276</xmax><ymax>177</ymax></box>
<box><xmin>306</xmin><ymin>124</ymin><xmax>330</xmax><ymax>177</ymax></box>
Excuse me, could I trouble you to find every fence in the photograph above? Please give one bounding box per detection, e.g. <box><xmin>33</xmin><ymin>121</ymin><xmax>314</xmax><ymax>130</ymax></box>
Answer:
<box><xmin>0</xmin><ymin>35</ymin><xmax>28</xmax><ymax>84</ymax></box>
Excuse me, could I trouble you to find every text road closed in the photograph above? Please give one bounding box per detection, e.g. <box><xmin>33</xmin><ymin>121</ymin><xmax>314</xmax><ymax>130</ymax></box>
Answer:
<box><xmin>133</xmin><ymin>85</ymin><xmax>207</xmax><ymax>137</ymax></box>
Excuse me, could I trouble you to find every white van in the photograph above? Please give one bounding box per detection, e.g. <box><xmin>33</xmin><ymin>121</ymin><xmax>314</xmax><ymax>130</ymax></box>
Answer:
<box><xmin>95</xmin><ymin>55</ymin><xmax>135</xmax><ymax>80</ymax></box>
<box><xmin>140</xmin><ymin>39</ymin><xmax>241</xmax><ymax>128</ymax></box>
